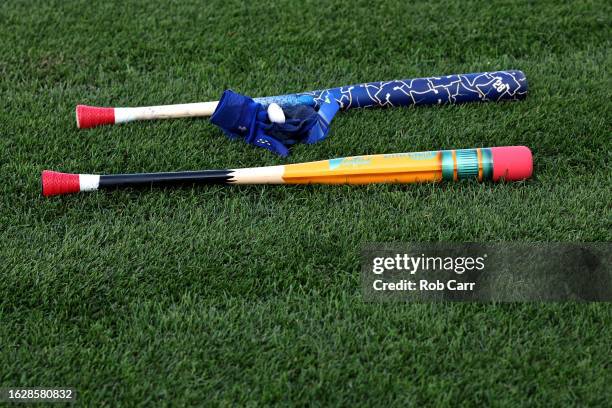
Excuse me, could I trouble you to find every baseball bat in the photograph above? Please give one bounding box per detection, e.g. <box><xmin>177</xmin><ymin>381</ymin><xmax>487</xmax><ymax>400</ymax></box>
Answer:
<box><xmin>76</xmin><ymin>70</ymin><xmax>528</xmax><ymax>129</ymax></box>
<box><xmin>42</xmin><ymin>146</ymin><xmax>532</xmax><ymax>196</ymax></box>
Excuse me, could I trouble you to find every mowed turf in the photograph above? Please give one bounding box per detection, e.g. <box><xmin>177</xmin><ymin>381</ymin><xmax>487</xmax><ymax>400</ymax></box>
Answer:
<box><xmin>1</xmin><ymin>0</ymin><xmax>611</xmax><ymax>405</ymax></box>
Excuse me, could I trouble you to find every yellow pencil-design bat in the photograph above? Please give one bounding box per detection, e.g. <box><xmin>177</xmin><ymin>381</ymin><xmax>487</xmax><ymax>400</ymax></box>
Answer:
<box><xmin>42</xmin><ymin>146</ymin><xmax>532</xmax><ymax>197</ymax></box>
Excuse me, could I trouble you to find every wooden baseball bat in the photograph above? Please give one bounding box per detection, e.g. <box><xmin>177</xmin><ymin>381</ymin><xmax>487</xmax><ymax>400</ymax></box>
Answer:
<box><xmin>76</xmin><ymin>70</ymin><xmax>528</xmax><ymax>128</ymax></box>
<box><xmin>42</xmin><ymin>146</ymin><xmax>532</xmax><ymax>197</ymax></box>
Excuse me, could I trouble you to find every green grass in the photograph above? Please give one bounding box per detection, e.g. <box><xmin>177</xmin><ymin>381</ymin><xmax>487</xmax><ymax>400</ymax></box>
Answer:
<box><xmin>1</xmin><ymin>0</ymin><xmax>611</xmax><ymax>405</ymax></box>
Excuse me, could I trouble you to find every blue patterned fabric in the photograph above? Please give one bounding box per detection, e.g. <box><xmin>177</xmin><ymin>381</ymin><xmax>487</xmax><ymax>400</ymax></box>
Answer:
<box><xmin>210</xmin><ymin>90</ymin><xmax>339</xmax><ymax>157</ymax></box>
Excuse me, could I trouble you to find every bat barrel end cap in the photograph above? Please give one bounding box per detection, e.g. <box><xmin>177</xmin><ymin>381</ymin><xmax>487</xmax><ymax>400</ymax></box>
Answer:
<box><xmin>76</xmin><ymin>105</ymin><xmax>115</xmax><ymax>129</ymax></box>
<box><xmin>490</xmin><ymin>146</ymin><xmax>533</xmax><ymax>181</ymax></box>
<box><xmin>42</xmin><ymin>170</ymin><xmax>80</xmax><ymax>196</ymax></box>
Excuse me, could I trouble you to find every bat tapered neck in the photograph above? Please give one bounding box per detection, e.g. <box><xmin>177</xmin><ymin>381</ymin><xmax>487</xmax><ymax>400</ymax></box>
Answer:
<box><xmin>98</xmin><ymin>170</ymin><xmax>234</xmax><ymax>189</ymax></box>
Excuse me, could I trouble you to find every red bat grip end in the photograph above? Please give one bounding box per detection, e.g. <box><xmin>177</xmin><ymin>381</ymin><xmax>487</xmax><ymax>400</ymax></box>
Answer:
<box><xmin>42</xmin><ymin>170</ymin><xmax>80</xmax><ymax>196</ymax></box>
<box><xmin>76</xmin><ymin>105</ymin><xmax>115</xmax><ymax>129</ymax></box>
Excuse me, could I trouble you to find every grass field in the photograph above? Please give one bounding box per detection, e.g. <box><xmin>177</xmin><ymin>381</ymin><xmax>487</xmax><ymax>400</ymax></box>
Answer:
<box><xmin>1</xmin><ymin>0</ymin><xmax>611</xmax><ymax>405</ymax></box>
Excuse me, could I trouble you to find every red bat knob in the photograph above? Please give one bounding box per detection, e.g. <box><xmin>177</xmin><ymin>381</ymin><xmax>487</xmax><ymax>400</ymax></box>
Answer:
<box><xmin>76</xmin><ymin>105</ymin><xmax>115</xmax><ymax>129</ymax></box>
<box><xmin>41</xmin><ymin>170</ymin><xmax>80</xmax><ymax>196</ymax></box>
